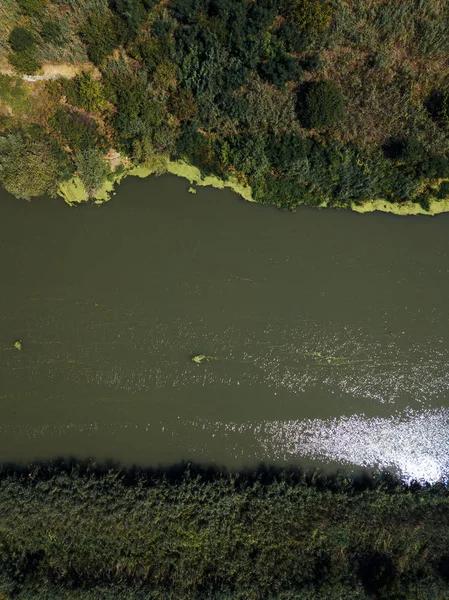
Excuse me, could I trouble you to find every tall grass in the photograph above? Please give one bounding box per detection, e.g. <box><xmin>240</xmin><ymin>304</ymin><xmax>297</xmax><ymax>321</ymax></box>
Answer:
<box><xmin>0</xmin><ymin>461</ymin><xmax>448</xmax><ymax>599</ymax></box>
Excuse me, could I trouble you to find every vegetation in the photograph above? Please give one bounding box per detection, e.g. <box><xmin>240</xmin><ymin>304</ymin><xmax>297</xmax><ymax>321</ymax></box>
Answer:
<box><xmin>296</xmin><ymin>81</ymin><xmax>345</xmax><ymax>129</ymax></box>
<box><xmin>0</xmin><ymin>462</ymin><xmax>447</xmax><ymax>599</ymax></box>
<box><xmin>8</xmin><ymin>27</ymin><xmax>35</xmax><ymax>53</ymax></box>
<box><xmin>0</xmin><ymin>0</ymin><xmax>449</xmax><ymax>210</ymax></box>
<box><xmin>0</xmin><ymin>130</ymin><xmax>61</xmax><ymax>199</ymax></box>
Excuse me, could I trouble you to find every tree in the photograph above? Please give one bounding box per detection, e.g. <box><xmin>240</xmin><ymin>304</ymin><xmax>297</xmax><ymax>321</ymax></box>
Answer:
<box><xmin>296</xmin><ymin>80</ymin><xmax>345</xmax><ymax>129</ymax></box>
<box><xmin>258</xmin><ymin>52</ymin><xmax>303</xmax><ymax>89</ymax></box>
<box><xmin>74</xmin><ymin>148</ymin><xmax>107</xmax><ymax>197</ymax></box>
<box><xmin>80</xmin><ymin>4</ymin><xmax>123</xmax><ymax>66</ymax></box>
<box><xmin>0</xmin><ymin>133</ymin><xmax>59</xmax><ymax>200</ymax></box>
<box><xmin>291</xmin><ymin>0</ymin><xmax>331</xmax><ymax>34</ymax></box>
<box><xmin>8</xmin><ymin>28</ymin><xmax>35</xmax><ymax>52</ymax></box>
<box><xmin>68</xmin><ymin>72</ymin><xmax>109</xmax><ymax>114</ymax></box>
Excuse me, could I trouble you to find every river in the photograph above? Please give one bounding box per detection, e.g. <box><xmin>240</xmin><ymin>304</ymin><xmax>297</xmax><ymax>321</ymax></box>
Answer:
<box><xmin>0</xmin><ymin>174</ymin><xmax>448</xmax><ymax>483</ymax></box>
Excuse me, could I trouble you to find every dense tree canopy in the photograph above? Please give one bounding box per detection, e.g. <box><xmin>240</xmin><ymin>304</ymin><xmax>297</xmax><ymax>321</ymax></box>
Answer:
<box><xmin>0</xmin><ymin>0</ymin><xmax>448</xmax><ymax>210</ymax></box>
<box><xmin>0</xmin><ymin>132</ymin><xmax>60</xmax><ymax>200</ymax></box>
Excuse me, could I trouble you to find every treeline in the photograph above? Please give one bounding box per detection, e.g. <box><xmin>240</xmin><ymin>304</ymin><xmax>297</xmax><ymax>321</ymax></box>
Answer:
<box><xmin>0</xmin><ymin>462</ymin><xmax>448</xmax><ymax>599</ymax></box>
<box><xmin>1</xmin><ymin>0</ymin><xmax>449</xmax><ymax>208</ymax></box>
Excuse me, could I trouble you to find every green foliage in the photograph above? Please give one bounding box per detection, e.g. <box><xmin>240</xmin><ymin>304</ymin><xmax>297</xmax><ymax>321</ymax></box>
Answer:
<box><xmin>438</xmin><ymin>92</ymin><xmax>449</xmax><ymax>127</ymax></box>
<box><xmin>175</xmin><ymin>122</ymin><xmax>222</xmax><ymax>175</ymax></box>
<box><xmin>8</xmin><ymin>27</ymin><xmax>35</xmax><ymax>52</ymax></box>
<box><xmin>301</xmin><ymin>53</ymin><xmax>323</xmax><ymax>72</ymax></box>
<box><xmin>103</xmin><ymin>60</ymin><xmax>174</xmax><ymax>153</ymax></box>
<box><xmin>40</xmin><ymin>20</ymin><xmax>66</xmax><ymax>46</ymax></box>
<box><xmin>296</xmin><ymin>80</ymin><xmax>345</xmax><ymax>129</ymax></box>
<box><xmin>0</xmin><ymin>0</ymin><xmax>448</xmax><ymax>208</ymax></box>
<box><xmin>258</xmin><ymin>51</ymin><xmax>303</xmax><ymax>88</ymax></box>
<box><xmin>0</xmin><ymin>131</ymin><xmax>61</xmax><ymax>200</ymax></box>
<box><xmin>291</xmin><ymin>0</ymin><xmax>331</xmax><ymax>34</ymax></box>
<box><xmin>0</xmin><ymin>464</ymin><xmax>448</xmax><ymax>599</ymax></box>
<box><xmin>0</xmin><ymin>75</ymin><xmax>29</xmax><ymax>112</ymax></box>
<box><xmin>242</xmin><ymin>75</ymin><xmax>298</xmax><ymax>135</ymax></box>
<box><xmin>64</xmin><ymin>72</ymin><xmax>109</xmax><ymax>114</ymax></box>
<box><xmin>50</xmin><ymin>107</ymin><xmax>106</xmax><ymax>152</ymax></box>
<box><xmin>437</xmin><ymin>181</ymin><xmax>449</xmax><ymax>199</ymax></box>
<box><xmin>276</xmin><ymin>20</ymin><xmax>310</xmax><ymax>53</ymax></box>
<box><xmin>74</xmin><ymin>147</ymin><xmax>107</xmax><ymax>196</ymax></box>
<box><xmin>266</xmin><ymin>132</ymin><xmax>312</xmax><ymax>176</ymax></box>
<box><xmin>8</xmin><ymin>50</ymin><xmax>41</xmax><ymax>75</ymax></box>
<box><xmin>80</xmin><ymin>4</ymin><xmax>123</xmax><ymax>66</ymax></box>
<box><xmin>111</xmin><ymin>0</ymin><xmax>154</xmax><ymax>42</ymax></box>
<box><xmin>17</xmin><ymin>0</ymin><xmax>48</xmax><ymax>16</ymax></box>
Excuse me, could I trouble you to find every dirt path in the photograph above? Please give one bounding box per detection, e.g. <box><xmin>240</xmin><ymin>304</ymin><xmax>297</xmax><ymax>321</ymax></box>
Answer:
<box><xmin>0</xmin><ymin>62</ymin><xmax>100</xmax><ymax>80</ymax></box>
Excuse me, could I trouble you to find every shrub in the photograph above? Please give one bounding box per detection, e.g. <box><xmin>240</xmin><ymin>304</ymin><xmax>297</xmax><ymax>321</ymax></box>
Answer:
<box><xmin>296</xmin><ymin>80</ymin><xmax>345</xmax><ymax>129</ymax></box>
<box><xmin>437</xmin><ymin>181</ymin><xmax>449</xmax><ymax>199</ymax></box>
<box><xmin>50</xmin><ymin>108</ymin><xmax>106</xmax><ymax>152</ymax></box>
<box><xmin>66</xmin><ymin>72</ymin><xmax>109</xmax><ymax>114</ymax></box>
<box><xmin>0</xmin><ymin>75</ymin><xmax>29</xmax><ymax>112</ymax></box>
<box><xmin>80</xmin><ymin>8</ymin><xmax>123</xmax><ymax>66</ymax></box>
<box><xmin>276</xmin><ymin>21</ymin><xmax>310</xmax><ymax>53</ymax></box>
<box><xmin>8</xmin><ymin>27</ymin><xmax>35</xmax><ymax>53</ymax></box>
<box><xmin>291</xmin><ymin>0</ymin><xmax>332</xmax><ymax>34</ymax></box>
<box><xmin>0</xmin><ymin>131</ymin><xmax>60</xmax><ymax>200</ymax></box>
<box><xmin>258</xmin><ymin>53</ymin><xmax>303</xmax><ymax>88</ymax></box>
<box><xmin>41</xmin><ymin>20</ymin><xmax>66</xmax><ymax>46</ymax></box>
<box><xmin>74</xmin><ymin>147</ymin><xmax>108</xmax><ymax>196</ymax></box>
<box><xmin>112</xmin><ymin>0</ymin><xmax>149</xmax><ymax>42</ymax></box>
<box><xmin>8</xmin><ymin>50</ymin><xmax>41</xmax><ymax>75</ymax></box>
<box><xmin>301</xmin><ymin>53</ymin><xmax>323</xmax><ymax>72</ymax></box>
<box><xmin>17</xmin><ymin>0</ymin><xmax>48</xmax><ymax>16</ymax></box>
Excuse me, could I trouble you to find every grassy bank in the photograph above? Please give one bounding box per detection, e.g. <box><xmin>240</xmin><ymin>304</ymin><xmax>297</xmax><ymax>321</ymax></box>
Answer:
<box><xmin>2</xmin><ymin>0</ymin><xmax>449</xmax><ymax>214</ymax></box>
<box><xmin>0</xmin><ymin>462</ymin><xmax>448</xmax><ymax>599</ymax></box>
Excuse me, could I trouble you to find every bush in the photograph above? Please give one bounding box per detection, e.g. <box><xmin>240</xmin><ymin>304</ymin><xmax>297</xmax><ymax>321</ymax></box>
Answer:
<box><xmin>41</xmin><ymin>20</ymin><xmax>66</xmax><ymax>46</ymax></box>
<box><xmin>8</xmin><ymin>50</ymin><xmax>41</xmax><ymax>75</ymax></box>
<box><xmin>50</xmin><ymin>108</ymin><xmax>106</xmax><ymax>152</ymax></box>
<box><xmin>301</xmin><ymin>53</ymin><xmax>323</xmax><ymax>72</ymax></box>
<box><xmin>80</xmin><ymin>8</ymin><xmax>123</xmax><ymax>66</ymax></box>
<box><xmin>291</xmin><ymin>0</ymin><xmax>332</xmax><ymax>34</ymax></box>
<box><xmin>8</xmin><ymin>27</ymin><xmax>35</xmax><ymax>53</ymax></box>
<box><xmin>111</xmin><ymin>0</ymin><xmax>149</xmax><ymax>42</ymax></box>
<box><xmin>296</xmin><ymin>80</ymin><xmax>345</xmax><ymax>129</ymax></box>
<box><xmin>0</xmin><ymin>131</ymin><xmax>60</xmax><ymax>200</ymax></box>
<box><xmin>65</xmin><ymin>72</ymin><xmax>109</xmax><ymax>114</ymax></box>
<box><xmin>258</xmin><ymin>52</ymin><xmax>303</xmax><ymax>88</ymax></box>
<box><xmin>437</xmin><ymin>181</ymin><xmax>449</xmax><ymax>199</ymax></box>
<box><xmin>74</xmin><ymin>148</ymin><xmax>107</xmax><ymax>196</ymax></box>
<box><xmin>276</xmin><ymin>21</ymin><xmax>310</xmax><ymax>53</ymax></box>
<box><xmin>17</xmin><ymin>0</ymin><xmax>48</xmax><ymax>16</ymax></box>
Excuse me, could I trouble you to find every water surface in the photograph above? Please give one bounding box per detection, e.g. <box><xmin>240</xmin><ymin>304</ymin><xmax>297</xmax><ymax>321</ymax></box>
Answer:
<box><xmin>1</xmin><ymin>175</ymin><xmax>448</xmax><ymax>482</ymax></box>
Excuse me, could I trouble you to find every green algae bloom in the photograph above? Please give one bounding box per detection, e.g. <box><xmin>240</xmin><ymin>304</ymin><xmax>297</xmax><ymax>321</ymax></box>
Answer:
<box><xmin>192</xmin><ymin>354</ymin><xmax>207</xmax><ymax>364</ymax></box>
<box><xmin>14</xmin><ymin>341</ymin><xmax>22</xmax><ymax>351</ymax></box>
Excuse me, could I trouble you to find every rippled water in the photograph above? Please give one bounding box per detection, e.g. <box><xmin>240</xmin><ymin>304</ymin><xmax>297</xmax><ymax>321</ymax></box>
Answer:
<box><xmin>0</xmin><ymin>175</ymin><xmax>448</xmax><ymax>482</ymax></box>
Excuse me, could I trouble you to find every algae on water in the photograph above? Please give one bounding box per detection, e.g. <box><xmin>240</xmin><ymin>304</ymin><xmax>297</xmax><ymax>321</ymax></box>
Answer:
<box><xmin>192</xmin><ymin>354</ymin><xmax>207</xmax><ymax>364</ymax></box>
<box><xmin>14</xmin><ymin>341</ymin><xmax>22</xmax><ymax>351</ymax></box>
<box><xmin>191</xmin><ymin>354</ymin><xmax>219</xmax><ymax>364</ymax></box>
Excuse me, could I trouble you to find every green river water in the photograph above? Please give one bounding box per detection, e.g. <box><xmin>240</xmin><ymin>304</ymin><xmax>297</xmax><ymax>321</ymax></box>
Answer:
<box><xmin>0</xmin><ymin>174</ymin><xmax>448</xmax><ymax>482</ymax></box>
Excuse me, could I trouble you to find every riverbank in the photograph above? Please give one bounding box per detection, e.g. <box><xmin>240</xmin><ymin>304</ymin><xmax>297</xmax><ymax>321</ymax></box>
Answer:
<box><xmin>57</xmin><ymin>160</ymin><xmax>449</xmax><ymax>217</ymax></box>
<box><xmin>0</xmin><ymin>462</ymin><xmax>448</xmax><ymax>599</ymax></box>
<box><xmin>58</xmin><ymin>159</ymin><xmax>254</xmax><ymax>206</ymax></box>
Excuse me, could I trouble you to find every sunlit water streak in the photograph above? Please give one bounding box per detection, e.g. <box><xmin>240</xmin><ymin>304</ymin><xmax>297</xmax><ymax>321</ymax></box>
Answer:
<box><xmin>1</xmin><ymin>409</ymin><xmax>447</xmax><ymax>484</ymax></box>
<box><xmin>2</xmin><ymin>301</ymin><xmax>449</xmax><ymax>482</ymax></box>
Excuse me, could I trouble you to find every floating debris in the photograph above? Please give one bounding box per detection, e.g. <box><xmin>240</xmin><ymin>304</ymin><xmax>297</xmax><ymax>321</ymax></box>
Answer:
<box><xmin>14</xmin><ymin>341</ymin><xmax>22</xmax><ymax>351</ymax></box>
<box><xmin>191</xmin><ymin>354</ymin><xmax>207</xmax><ymax>364</ymax></box>
<box><xmin>188</xmin><ymin>187</ymin><xmax>197</xmax><ymax>194</ymax></box>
